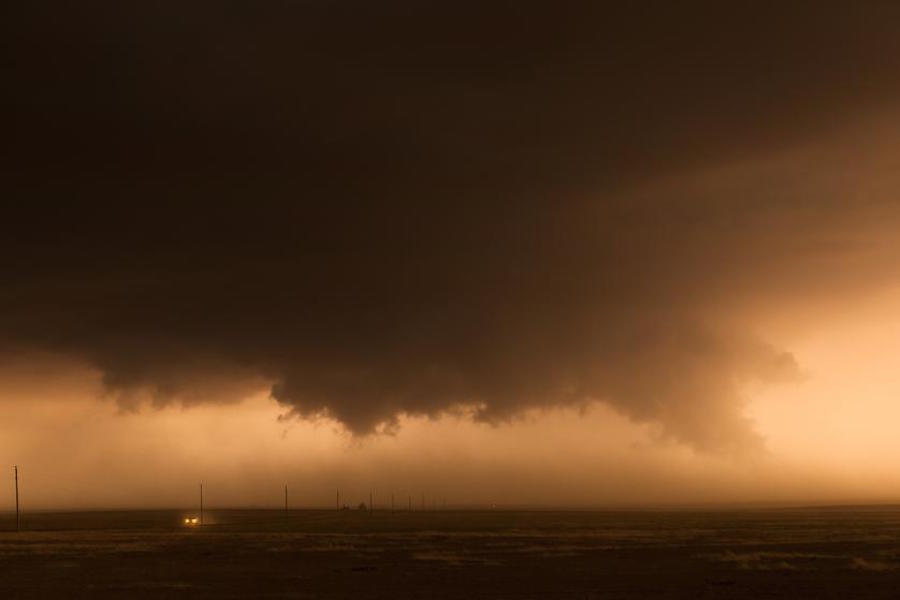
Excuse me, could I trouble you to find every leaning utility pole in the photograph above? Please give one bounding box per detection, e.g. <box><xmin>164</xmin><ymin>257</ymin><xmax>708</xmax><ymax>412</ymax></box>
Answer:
<box><xmin>14</xmin><ymin>465</ymin><xmax>20</xmax><ymax>532</ymax></box>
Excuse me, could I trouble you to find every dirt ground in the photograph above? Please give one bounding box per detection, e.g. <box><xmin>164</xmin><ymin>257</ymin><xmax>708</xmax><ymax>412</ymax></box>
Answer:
<box><xmin>2</xmin><ymin>507</ymin><xmax>900</xmax><ymax>598</ymax></box>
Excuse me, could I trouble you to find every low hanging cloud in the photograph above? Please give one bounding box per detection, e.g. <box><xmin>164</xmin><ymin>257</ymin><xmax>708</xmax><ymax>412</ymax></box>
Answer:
<box><xmin>3</xmin><ymin>1</ymin><xmax>900</xmax><ymax>452</ymax></box>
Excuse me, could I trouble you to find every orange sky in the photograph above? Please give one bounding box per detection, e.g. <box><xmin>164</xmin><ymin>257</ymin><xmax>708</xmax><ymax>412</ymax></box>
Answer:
<box><xmin>4</xmin><ymin>281</ymin><xmax>900</xmax><ymax>510</ymax></box>
<box><xmin>6</xmin><ymin>3</ymin><xmax>900</xmax><ymax>511</ymax></box>
<box><xmin>4</xmin><ymin>116</ymin><xmax>900</xmax><ymax>510</ymax></box>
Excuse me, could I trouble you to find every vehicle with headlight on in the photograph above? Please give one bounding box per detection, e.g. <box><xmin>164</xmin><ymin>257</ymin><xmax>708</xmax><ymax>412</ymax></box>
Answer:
<box><xmin>183</xmin><ymin>516</ymin><xmax>200</xmax><ymax>526</ymax></box>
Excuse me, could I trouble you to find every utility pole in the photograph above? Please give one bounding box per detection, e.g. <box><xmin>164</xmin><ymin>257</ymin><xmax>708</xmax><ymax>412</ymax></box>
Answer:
<box><xmin>14</xmin><ymin>465</ymin><xmax>20</xmax><ymax>532</ymax></box>
<box><xmin>199</xmin><ymin>483</ymin><xmax>204</xmax><ymax>526</ymax></box>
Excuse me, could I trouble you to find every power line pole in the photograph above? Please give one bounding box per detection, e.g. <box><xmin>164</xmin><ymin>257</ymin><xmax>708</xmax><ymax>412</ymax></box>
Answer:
<box><xmin>14</xmin><ymin>465</ymin><xmax>20</xmax><ymax>533</ymax></box>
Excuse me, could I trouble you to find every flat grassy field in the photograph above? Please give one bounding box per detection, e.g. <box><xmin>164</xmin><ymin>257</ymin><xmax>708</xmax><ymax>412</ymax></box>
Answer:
<box><xmin>3</xmin><ymin>508</ymin><xmax>900</xmax><ymax>598</ymax></box>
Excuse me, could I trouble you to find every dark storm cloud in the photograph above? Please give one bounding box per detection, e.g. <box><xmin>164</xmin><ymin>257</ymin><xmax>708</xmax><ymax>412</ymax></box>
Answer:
<box><xmin>3</xmin><ymin>1</ymin><xmax>900</xmax><ymax>450</ymax></box>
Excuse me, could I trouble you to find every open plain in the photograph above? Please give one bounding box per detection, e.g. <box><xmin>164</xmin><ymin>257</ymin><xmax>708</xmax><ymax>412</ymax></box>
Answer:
<box><xmin>2</xmin><ymin>507</ymin><xmax>900</xmax><ymax>598</ymax></box>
